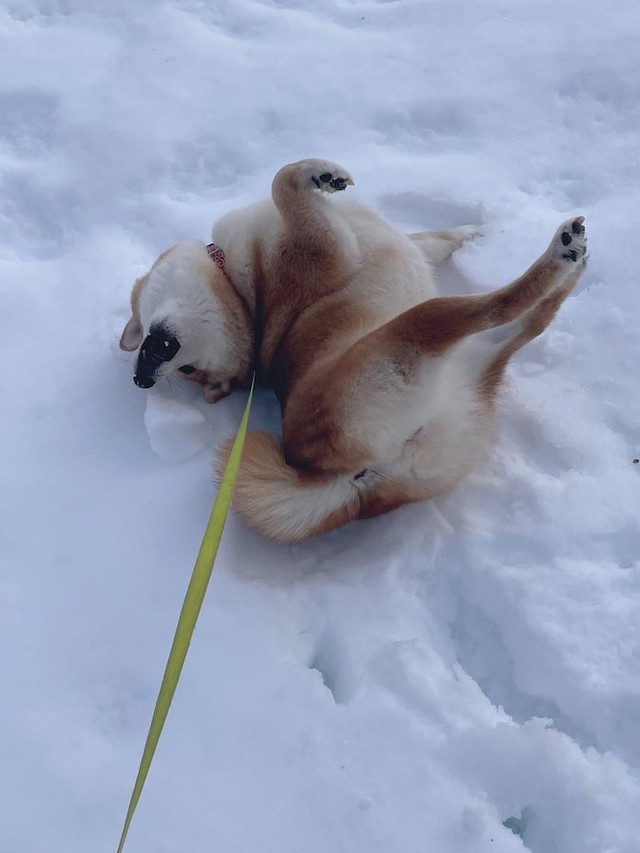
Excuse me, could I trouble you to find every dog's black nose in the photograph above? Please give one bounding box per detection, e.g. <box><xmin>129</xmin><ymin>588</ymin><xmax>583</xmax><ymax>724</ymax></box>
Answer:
<box><xmin>134</xmin><ymin>374</ymin><xmax>155</xmax><ymax>389</ymax></box>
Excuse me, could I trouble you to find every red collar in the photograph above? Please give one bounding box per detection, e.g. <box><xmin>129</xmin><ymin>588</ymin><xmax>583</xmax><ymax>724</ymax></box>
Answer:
<box><xmin>206</xmin><ymin>242</ymin><xmax>227</xmax><ymax>273</ymax></box>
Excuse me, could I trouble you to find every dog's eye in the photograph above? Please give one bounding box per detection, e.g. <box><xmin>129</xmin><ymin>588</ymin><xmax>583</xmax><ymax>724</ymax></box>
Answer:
<box><xmin>146</xmin><ymin>324</ymin><xmax>181</xmax><ymax>362</ymax></box>
<box><xmin>179</xmin><ymin>365</ymin><xmax>196</xmax><ymax>374</ymax></box>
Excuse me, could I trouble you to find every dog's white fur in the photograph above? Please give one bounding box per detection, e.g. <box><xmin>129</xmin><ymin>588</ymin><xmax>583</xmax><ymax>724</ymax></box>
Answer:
<box><xmin>121</xmin><ymin>158</ymin><xmax>587</xmax><ymax>542</ymax></box>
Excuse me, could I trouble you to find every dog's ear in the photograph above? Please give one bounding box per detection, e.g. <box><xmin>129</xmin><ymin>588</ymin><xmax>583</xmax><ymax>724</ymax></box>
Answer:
<box><xmin>119</xmin><ymin>274</ymin><xmax>147</xmax><ymax>351</ymax></box>
<box><xmin>119</xmin><ymin>314</ymin><xmax>143</xmax><ymax>351</ymax></box>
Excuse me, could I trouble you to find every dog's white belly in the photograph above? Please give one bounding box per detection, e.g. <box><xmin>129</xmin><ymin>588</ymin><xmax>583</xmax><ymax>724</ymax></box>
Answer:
<box><xmin>368</xmin><ymin>357</ymin><xmax>493</xmax><ymax>495</ymax></box>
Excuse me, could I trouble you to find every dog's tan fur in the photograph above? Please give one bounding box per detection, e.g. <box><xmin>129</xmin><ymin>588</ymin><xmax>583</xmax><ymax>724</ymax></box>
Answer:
<box><xmin>121</xmin><ymin>158</ymin><xmax>587</xmax><ymax>542</ymax></box>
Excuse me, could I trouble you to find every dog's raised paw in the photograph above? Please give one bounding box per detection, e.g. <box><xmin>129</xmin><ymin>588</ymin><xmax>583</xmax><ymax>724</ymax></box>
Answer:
<box><xmin>293</xmin><ymin>158</ymin><xmax>353</xmax><ymax>193</ymax></box>
<box><xmin>312</xmin><ymin>170</ymin><xmax>353</xmax><ymax>192</ymax></box>
<box><xmin>553</xmin><ymin>216</ymin><xmax>588</xmax><ymax>263</ymax></box>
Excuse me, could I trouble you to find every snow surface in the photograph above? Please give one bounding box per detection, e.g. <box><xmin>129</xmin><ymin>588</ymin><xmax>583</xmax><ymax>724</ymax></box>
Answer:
<box><xmin>1</xmin><ymin>1</ymin><xmax>639</xmax><ymax>851</ymax></box>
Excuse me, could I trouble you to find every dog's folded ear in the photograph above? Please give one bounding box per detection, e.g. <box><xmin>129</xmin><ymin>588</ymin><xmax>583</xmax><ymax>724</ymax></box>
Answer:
<box><xmin>119</xmin><ymin>315</ymin><xmax>143</xmax><ymax>351</ymax></box>
<box><xmin>119</xmin><ymin>274</ymin><xmax>147</xmax><ymax>351</ymax></box>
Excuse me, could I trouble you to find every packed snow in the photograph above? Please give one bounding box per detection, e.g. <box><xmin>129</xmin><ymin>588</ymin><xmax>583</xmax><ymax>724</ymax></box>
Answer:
<box><xmin>1</xmin><ymin>1</ymin><xmax>639</xmax><ymax>851</ymax></box>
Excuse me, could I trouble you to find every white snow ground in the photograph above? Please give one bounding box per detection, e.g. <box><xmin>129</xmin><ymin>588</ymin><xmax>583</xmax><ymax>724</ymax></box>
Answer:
<box><xmin>1</xmin><ymin>1</ymin><xmax>639</xmax><ymax>851</ymax></box>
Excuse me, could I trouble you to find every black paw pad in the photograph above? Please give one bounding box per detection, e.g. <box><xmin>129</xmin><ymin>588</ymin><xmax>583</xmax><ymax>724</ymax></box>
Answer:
<box><xmin>313</xmin><ymin>172</ymin><xmax>343</xmax><ymax>190</ymax></box>
<box><xmin>561</xmin><ymin>231</ymin><xmax>572</xmax><ymax>246</ymax></box>
<box><xmin>571</xmin><ymin>220</ymin><xmax>585</xmax><ymax>235</ymax></box>
<box><xmin>562</xmin><ymin>249</ymin><xmax>579</xmax><ymax>261</ymax></box>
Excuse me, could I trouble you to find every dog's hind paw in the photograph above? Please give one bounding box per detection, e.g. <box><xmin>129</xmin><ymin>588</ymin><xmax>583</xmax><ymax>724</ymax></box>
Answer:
<box><xmin>551</xmin><ymin>216</ymin><xmax>588</xmax><ymax>264</ymax></box>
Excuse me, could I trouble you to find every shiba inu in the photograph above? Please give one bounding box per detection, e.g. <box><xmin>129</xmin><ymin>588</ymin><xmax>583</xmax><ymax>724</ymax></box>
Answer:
<box><xmin>121</xmin><ymin>158</ymin><xmax>587</xmax><ymax>542</ymax></box>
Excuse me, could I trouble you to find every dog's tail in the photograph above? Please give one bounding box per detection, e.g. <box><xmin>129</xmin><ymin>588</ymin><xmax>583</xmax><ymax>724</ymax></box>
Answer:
<box><xmin>215</xmin><ymin>431</ymin><xmax>360</xmax><ymax>543</ymax></box>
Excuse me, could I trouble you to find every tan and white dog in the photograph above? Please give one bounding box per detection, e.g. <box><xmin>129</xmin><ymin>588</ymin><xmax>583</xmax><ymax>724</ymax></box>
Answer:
<box><xmin>120</xmin><ymin>158</ymin><xmax>587</xmax><ymax>543</ymax></box>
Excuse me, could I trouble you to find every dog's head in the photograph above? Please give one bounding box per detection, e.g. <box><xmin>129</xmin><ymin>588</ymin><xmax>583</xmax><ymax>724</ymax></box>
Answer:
<box><xmin>120</xmin><ymin>241</ymin><xmax>253</xmax><ymax>392</ymax></box>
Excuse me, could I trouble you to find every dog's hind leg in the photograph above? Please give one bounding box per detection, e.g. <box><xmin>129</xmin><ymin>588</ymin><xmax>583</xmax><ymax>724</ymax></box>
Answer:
<box><xmin>409</xmin><ymin>225</ymin><xmax>480</xmax><ymax>265</ymax></box>
<box><xmin>283</xmin><ymin>217</ymin><xmax>587</xmax><ymax>474</ymax></box>
<box><xmin>479</xmin><ymin>255</ymin><xmax>584</xmax><ymax>399</ymax></box>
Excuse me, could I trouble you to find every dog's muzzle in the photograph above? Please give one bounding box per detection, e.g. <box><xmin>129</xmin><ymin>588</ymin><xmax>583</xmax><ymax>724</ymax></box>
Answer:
<box><xmin>134</xmin><ymin>328</ymin><xmax>181</xmax><ymax>389</ymax></box>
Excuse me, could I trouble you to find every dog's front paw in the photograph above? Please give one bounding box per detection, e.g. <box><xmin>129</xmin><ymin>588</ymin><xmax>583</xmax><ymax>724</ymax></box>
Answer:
<box><xmin>203</xmin><ymin>379</ymin><xmax>231</xmax><ymax>404</ymax></box>
<box><xmin>552</xmin><ymin>216</ymin><xmax>588</xmax><ymax>264</ymax></box>
<box><xmin>294</xmin><ymin>158</ymin><xmax>354</xmax><ymax>193</ymax></box>
<box><xmin>311</xmin><ymin>169</ymin><xmax>353</xmax><ymax>193</ymax></box>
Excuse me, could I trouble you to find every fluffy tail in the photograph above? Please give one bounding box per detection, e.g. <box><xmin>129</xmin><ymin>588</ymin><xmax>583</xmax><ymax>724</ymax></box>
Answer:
<box><xmin>215</xmin><ymin>431</ymin><xmax>360</xmax><ymax>543</ymax></box>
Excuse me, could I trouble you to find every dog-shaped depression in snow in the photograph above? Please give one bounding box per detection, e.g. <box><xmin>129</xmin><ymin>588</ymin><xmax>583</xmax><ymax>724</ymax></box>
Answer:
<box><xmin>120</xmin><ymin>158</ymin><xmax>587</xmax><ymax>542</ymax></box>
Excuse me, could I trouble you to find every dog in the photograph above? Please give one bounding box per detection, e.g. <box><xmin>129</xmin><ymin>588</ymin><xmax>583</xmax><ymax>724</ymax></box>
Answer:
<box><xmin>120</xmin><ymin>158</ymin><xmax>588</xmax><ymax>543</ymax></box>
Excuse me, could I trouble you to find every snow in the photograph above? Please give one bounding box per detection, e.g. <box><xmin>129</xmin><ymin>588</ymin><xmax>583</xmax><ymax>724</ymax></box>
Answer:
<box><xmin>144</xmin><ymin>391</ymin><xmax>212</xmax><ymax>463</ymax></box>
<box><xmin>1</xmin><ymin>1</ymin><xmax>639</xmax><ymax>851</ymax></box>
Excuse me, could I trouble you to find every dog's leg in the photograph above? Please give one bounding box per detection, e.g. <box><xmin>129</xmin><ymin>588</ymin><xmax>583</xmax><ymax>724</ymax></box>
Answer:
<box><xmin>409</xmin><ymin>225</ymin><xmax>480</xmax><ymax>265</ymax></box>
<box><xmin>271</xmin><ymin>158</ymin><xmax>354</xmax><ymax>246</ymax></box>
<box><xmin>283</xmin><ymin>217</ymin><xmax>587</xmax><ymax>474</ymax></box>
<box><xmin>479</xmin><ymin>256</ymin><xmax>584</xmax><ymax>399</ymax></box>
<box><xmin>262</xmin><ymin>158</ymin><xmax>358</xmax><ymax>383</ymax></box>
